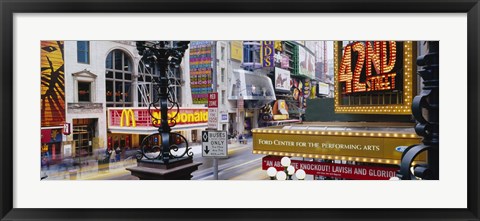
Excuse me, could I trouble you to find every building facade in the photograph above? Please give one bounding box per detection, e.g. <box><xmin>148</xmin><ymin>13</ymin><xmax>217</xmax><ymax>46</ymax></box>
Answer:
<box><xmin>41</xmin><ymin>40</ymin><xmax>329</xmax><ymax>161</ymax></box>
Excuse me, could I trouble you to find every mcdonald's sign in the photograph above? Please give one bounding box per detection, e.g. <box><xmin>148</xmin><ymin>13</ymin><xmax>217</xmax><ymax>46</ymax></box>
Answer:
<box><xmin>120</xmin><ymin>109</ymin><xmax>136</xmax><ymax>127</ymax></box>
<box><xmin>109</xmin><ymin>107</ymin><xmax>208</xmax><ymax>128</ymax></box>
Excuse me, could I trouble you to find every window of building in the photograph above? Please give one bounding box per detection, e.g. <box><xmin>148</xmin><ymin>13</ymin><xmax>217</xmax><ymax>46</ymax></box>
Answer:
<box><xmin>137</xmin><ymin>60</ymin><xmax>159</xmax><ymax>107</ymax></box>
<box><xmin>243</xmin><ymin>41</ymin><xmax>261</xmax><ymax>69</ymax></box>
<box><xmin>221</xmin><ymin>46</ymin><xmax>225</xmax><ymax>60</ymax></box>
<box><xmin>77</xmin><ymin>41</ymin><xmax>90</xmax><ymax>64</ymax></box>
<box><xmin>221</xmin><ymin>68</ymin><xmax>225</xmax><ymax>83</ymax></box>
<box><xmin>105</xmin><ymin>49</ymin><xmax>133</xmax><ymax>107</ymax></box>
<box><xmin>78</xmin><ymin>81</ymin><xmax>91</xmax><ymax>102</ymax></box>
<box><xmin>221</xmin><ymin>90</ymin><xmax>225</xmax><ymax>105</ymax></box>
<box><xmin>72</xmin><ymin>70</ymin><xmax>96</xmax><ymax>103</ymax></box>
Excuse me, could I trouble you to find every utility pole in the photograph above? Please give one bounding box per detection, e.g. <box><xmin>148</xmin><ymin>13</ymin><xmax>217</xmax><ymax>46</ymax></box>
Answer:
<box><xmin>211</xmin><ymin>41</ymin><xmax>219</xmax><ymax>180</ymax></box>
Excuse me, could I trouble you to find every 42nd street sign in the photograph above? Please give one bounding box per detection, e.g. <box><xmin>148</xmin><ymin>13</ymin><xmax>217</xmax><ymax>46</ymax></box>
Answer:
<box><xmin>202</xmin><ymin>131</ymin><xmax>228</xmax><ymax>158</ymax></box>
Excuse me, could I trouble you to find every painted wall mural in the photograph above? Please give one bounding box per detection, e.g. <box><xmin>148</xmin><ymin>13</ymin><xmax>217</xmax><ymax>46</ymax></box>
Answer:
<box><xmin>41</xmin><ymin>41</ymin><xmax>65</xmax><ymax>127</ymax></box>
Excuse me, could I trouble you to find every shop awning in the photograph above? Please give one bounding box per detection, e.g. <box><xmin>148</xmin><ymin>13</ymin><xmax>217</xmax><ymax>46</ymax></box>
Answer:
<box><xmin>229</xmin><ymin>69</ymin><xmax>275</xmax><ymax>101</ymax></box>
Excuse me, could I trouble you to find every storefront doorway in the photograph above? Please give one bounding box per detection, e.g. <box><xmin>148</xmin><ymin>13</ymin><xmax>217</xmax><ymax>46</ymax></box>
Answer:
<box><xmin>72</xmin><ymin>118</ymin><xmax>97</xmax><ymax>157</ymax></box>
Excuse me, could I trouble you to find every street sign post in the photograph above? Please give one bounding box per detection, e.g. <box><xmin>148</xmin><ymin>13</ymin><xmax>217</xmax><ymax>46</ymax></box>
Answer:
<box><xmin>208</xmin><ymin>92</ymin><xmax>218</xmax><ymax>129</ymax></box>
<box><xmin>202</xmin><ymin>130</ymin><xmax>228</xmax><ymax>180</ymax></box>
<box><xmin>201</xmin><ymin>131</ymin><xmax>228</xmax><ymax>158</ymax></box>
<box><xmin>208</xmin><ymin>108</ymin><xmax>218</xmax><ymax>129</ymax></box>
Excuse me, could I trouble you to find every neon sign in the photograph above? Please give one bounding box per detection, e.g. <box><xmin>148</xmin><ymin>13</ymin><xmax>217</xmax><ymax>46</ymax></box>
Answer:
<box><xmin>334</xmin><ymin>41</ymin><xmax>415</xmax><ymax>115</ymax></box>
<box><xmin>338</xmin><ymin>41</ymin><xmax>399</xmax><ymax>94</ymax></box>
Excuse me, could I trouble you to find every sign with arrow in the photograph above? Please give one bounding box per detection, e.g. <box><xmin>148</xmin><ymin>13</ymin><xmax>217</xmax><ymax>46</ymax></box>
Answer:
<box><xmin>202</xmin><ymin>130</ymin><xmax>228</xmax><ymax>158</ymax></box>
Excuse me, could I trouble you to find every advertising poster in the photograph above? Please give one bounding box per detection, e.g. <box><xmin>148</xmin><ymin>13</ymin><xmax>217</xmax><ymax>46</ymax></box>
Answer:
<box><xmin>41</xmin><ymin>41</ymin><xmax>65</xmax><ymax>127</ymax></box>
<box><xmin>230</xmin><ymin>41</ymin><xmax>243</xmax><ymax>61</ymax></box>
<box><xmin>274</xmin><ymin>67</ymin><xmax>291</xmax><ymax>92</ymax></box>
<box><xmin>281</xmin><ymin>54</ymin><xmax>290</xmax><ymax>69</ymax></box>
<box><xmin>297</xmin><ymin>46</ymin><xmax>316</xmax><ymax>79</ymax></box>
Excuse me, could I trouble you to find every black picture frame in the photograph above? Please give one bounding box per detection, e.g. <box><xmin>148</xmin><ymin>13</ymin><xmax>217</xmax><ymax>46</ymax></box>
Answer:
<box><xmin>1</xmin><ymin>0</ymin><xmax>479</xmax><ymax>220</ymax></box>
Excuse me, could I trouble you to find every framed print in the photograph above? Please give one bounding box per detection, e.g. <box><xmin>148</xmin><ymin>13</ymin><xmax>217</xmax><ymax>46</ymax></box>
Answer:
<box><xmin>1</xmin><ymin>0</ymin><xmax>479</xmax><ymax>221</ymax></box>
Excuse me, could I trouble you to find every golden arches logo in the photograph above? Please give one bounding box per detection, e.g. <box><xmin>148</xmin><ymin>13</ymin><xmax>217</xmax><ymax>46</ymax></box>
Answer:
<box><xmin>120</xmin><ymin>109</ymin><xmax>136</xmax><ymax>127</ymax></box>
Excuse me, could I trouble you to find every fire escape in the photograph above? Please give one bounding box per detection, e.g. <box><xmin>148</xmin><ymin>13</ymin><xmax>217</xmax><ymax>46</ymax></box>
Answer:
<box><xmin>136</xmin><ymin>53</ymin><xmax>183</xmax><ymax>107</ymax></box>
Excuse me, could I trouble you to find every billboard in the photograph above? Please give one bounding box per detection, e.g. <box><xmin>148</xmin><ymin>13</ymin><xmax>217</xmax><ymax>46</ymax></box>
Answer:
<box><xmin>297</xmin><ymin>46</ymin><xmax>315</xmax><ymax>79</ymax></box>
<box><xmin>189</xmin><ymin>41</ymin><xmax>213</xmax><ymax>104</ymax></box>
<box><xmin>318</xmin><ymin>82</ymin><xmax>329</xmax><ymax>95</ymax></box>
<box><xmin>230</xmin><ymin>41</ymin><xmax>243</xmax><ymax>61</ymax></box>
<box><xmin>41</xmin><ymin>41</ymin><xmax>65</xmax><ymax>127</ymax></box>
<box><xmin>274</xmin><ymin>67</ymin><xmax>291</xmax><ymax>92</ymax></box>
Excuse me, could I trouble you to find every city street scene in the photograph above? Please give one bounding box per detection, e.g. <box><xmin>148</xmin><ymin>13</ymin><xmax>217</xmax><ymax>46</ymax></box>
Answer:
<box><xmin>40</xmin><ymin>40</ymin><xmax>439</xmax><ymax>180</ymax></box>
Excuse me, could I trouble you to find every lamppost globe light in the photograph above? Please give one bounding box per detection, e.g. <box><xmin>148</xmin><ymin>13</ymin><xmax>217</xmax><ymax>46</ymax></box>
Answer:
<box><xmin>276</xmin><ymin>171</ymin><xmax>287</xmax><ymax>181</ymax></box>
<box><xmin>280</xmin><ymin>157</ymin><xmax>291</xmax><ymax>167</ymax></box>
<box><xmin>267</xmin><ymin>167</ymin><xmax>278</xmax><ymax>178</ymax></box>
<box><xmin>295</xmin><ymin>169</ymin><xmax>306</xmax><ymax>180</ymax></box>
<box><xmin>287</xmin><ymin>165</ymin><xmax>295</xmax><ymax>175</ymax></box>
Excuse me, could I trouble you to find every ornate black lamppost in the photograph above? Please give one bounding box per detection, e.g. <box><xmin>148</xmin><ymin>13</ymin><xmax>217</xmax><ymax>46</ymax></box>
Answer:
<box><xmin>398</xmin><ymin>41</ymin><xmax>439</xmax><ymax>180</ymax></box>
<box><xmin>134</xmin><ymin>41</ymin><xmax>191</xmax><ymax>165</ymax></box>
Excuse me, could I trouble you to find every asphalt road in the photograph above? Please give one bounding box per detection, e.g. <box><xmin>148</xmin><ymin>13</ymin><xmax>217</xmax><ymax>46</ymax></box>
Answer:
<box><xmin>191</xmin><ymin>141</ymin><xmax>266</xmax><ymax>180</ymax></box>
<box><xmin>81</xmin><ymin>139</ymin><xmax>269</xmax><ymax>180</ymax></box>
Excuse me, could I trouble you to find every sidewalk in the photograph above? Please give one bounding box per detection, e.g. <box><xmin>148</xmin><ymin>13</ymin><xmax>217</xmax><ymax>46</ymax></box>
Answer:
<box><xmin>41</xmin><ymin>158</ymin><xmax>137</xmax><ymax>180</ymax></box>
<box><xmin>41</xmin><ymin>139</ymin><xmax>254</xmax><ymax>180</ymax></box>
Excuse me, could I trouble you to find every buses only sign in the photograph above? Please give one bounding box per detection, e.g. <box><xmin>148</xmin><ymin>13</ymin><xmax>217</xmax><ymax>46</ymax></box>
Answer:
<box><xmin>202</xmin><ymin>131</ymin><xmax>228</xmax><ymax>158</ymax></box>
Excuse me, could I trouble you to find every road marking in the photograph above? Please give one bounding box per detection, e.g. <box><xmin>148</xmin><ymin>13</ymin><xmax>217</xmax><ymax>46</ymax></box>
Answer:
<box><xmin>227</xmin><ymin>146</ymin><xmax>249</xmax><ymax>155</ymax></box>
<box><xmin>220</xmin><ymin>157</ymin><xmax>262</xmax><ymax>173</ymax></box>
<box><xmin>86</xmin><ymin>169</ymin><xmax>132</xmax><ymax>180</ymax></box>
<box><xmin>230</xmin><ymin>167</ymin><xmax>267</xmax><ymax>180</ymax></box>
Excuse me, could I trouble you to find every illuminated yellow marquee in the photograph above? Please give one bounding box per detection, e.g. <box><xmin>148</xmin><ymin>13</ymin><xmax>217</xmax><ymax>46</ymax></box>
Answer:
<box><xmin>334</xmin><ymin>41</ymin><xmax>416</xmax><ymax>115</ymax></box>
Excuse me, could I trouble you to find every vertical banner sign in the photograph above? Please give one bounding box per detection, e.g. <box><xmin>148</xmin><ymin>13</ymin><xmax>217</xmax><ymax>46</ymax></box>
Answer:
<box><xmin>208</xmin><ymin>92</ymin><xmax>219</xmax><ymax>129</ymax></box>
<box><xmin>41</xmin><ymin>41</ymin><xmax>65</xmax><ymax>127</ymax></box>
<box><xmin>189</xmin><ymin>41</ymin><xmax>213</xmax><ymax>104</ymax></box>
<box><xmin>262</xmin><ymin>41</ymin><xmax>275</xmax><ymax>67</ymax></box>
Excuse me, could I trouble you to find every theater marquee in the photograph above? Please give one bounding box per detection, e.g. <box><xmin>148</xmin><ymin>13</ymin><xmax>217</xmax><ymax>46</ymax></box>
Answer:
<box><xmin>252</xmin><ymin>127</ymin><xmax>425</xmax><ymax>165</ymax></box>
<box><xmin>334</xmin><ymin>41</ymin><xmax>416</xmax><ymax>115</ymax></box>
